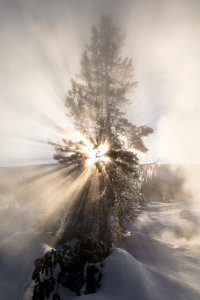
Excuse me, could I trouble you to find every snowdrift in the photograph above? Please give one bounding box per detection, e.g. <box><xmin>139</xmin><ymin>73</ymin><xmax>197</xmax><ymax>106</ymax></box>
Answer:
<box><xmin>81</xmin><ymin>247</ymin><xmax>199</xmax><ymax>300</ymax></box>
<box><xmin>0</xmin><ymin>202</ymin><xmax>200</xmax><ymax>299</ymax></box>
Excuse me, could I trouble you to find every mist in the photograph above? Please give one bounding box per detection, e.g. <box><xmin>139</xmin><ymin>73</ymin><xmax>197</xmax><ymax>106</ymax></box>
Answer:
<box><xmin>1</xmin><ymin>1</ymin><xmax>200</xmax><ymax>298</ymax></box>
<box><xmin>0</xmin><ymin>0</ymin><xmax>200</xmax><ymax>165</ymax></box>
<box><xmin>1</xmin><ymin>0</ymin><xmax>200</xmax><ymax>244</ymax></box>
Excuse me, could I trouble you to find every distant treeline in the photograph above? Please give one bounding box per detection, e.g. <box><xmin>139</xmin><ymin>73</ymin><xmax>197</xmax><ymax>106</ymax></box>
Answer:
<box><xmin>140</xmin><ymin>164</ymin><xmax>189</xmax><ymax>203</ymax></box>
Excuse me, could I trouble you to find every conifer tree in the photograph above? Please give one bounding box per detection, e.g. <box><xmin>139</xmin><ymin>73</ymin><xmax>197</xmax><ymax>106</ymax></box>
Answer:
<box><xmin>49</xmin><ymin>16</ymin><xmax>153</xmax><ymax>249</ymax></box>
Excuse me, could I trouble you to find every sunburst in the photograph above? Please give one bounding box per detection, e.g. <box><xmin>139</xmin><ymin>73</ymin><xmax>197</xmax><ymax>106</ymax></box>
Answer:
<box><xmin>81</xmin><ymin>143</ymin><xmax>110</xmax><ymax>167</ymax></box>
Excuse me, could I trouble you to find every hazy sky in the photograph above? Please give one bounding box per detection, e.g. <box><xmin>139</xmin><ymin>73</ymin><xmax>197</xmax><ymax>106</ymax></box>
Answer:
<box><xmin>1</xmin><ymin>0</ymin><xmax>200</xmax><ymax>165</ymax></box>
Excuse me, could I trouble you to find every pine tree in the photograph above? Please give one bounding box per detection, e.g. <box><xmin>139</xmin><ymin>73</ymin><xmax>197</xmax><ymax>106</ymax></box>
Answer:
<box><xmin>49</xmin><ymin>16</ymin><xmax>153</xmax><ymax>250</ymax></box>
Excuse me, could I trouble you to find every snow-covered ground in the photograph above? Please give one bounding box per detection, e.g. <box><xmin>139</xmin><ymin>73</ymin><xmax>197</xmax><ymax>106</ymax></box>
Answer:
<box><xmin>0</xmin><ymin>201</ymin><xmax>200</xmax><ymax>299</ymax></box>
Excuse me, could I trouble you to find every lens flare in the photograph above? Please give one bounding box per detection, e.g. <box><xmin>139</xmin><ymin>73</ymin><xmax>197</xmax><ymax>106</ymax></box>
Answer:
<box><xmin>83</xmin><ymin>143</ymin><xmax>110</xmax><ymax>167</ymax></box>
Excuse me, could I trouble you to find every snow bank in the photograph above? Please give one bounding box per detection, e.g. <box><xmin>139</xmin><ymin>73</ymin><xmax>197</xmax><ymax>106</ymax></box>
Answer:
<box><xmin>82</xmin><ymin>247</ymin><xmax>199</xmax><ymax>300</ymax></box>
<box><xmin>75</xmin><ymin>202</ymin><xmax>200</xmax><ymax>300</ymax></box>
<box><xmin>0</xmin><ymin>203</ymin><xmax>200</xmax><ymax>299</ymax></box>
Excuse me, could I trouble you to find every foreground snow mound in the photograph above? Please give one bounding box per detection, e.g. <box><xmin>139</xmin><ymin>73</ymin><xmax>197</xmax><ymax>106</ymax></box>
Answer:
<box><xmin>78</xmin><ymin>248</ymin><xmax>198</xmax><ymax>300</ymax></box>
<box><xmin>79</xmin><ymin>201</ymin><xmax>200</xmax><ymax>300</ymax></box>
<box><xmin>1</xmin><ymin>202</ymin><xmax>200</xmax><ymax>300</ymax></box>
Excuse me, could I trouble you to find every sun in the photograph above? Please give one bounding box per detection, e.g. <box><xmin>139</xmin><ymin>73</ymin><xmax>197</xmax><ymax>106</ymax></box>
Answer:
<box><xmin>83</xmin><ymin>143</ymin><xmax>110</xmax><ymax>167</ymax></box>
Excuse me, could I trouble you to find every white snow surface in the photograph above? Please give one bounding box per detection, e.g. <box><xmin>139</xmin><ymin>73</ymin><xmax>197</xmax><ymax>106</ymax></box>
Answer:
<box><xmin>0</xmin><ymin>202</ymin><xmax>200</xmax><ymax>300</ymax></box>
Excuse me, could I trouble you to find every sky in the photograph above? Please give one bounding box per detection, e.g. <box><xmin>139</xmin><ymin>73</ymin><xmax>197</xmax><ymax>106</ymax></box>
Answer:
<box><xmin>1</xmin><ymin>0</ymin><xmax>200</xmax><ymax>165</ymax></box>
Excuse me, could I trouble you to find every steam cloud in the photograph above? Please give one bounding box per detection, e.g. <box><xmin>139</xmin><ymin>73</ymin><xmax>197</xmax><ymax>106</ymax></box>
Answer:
<box><xmin>0</xmin><ymin>0</ymin><xmax>200</xmax><ymax>165</ymax></box>
<box><xmin>0</xmin><ymin>0</ymin><xmax>200</xmax><ymax>256</ymax></box>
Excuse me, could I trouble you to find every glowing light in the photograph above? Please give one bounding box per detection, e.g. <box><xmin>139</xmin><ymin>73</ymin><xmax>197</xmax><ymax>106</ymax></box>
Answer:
<box><xmin>84</xmin><ymin>143</ymin><xmax>110</xmax><ymax>167</ymax></box>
